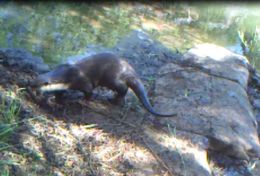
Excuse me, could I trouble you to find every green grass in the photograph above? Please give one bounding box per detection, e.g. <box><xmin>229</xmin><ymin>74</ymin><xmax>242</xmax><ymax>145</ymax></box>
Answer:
<box><xmin>0</xmin><ymin>89</ymin><xmax>23</xmax><ymax>175</ymax></box>
<box><xmin>0</xmin><ymin>93</ymin><xmax>21</xmax><ymax>124</ymax></box>
<box><xmin>0</xmin><ymin>168</ymin><xmax>10</xmax><ymax>176</ymax></box>
<box><xmin>238</xmin><ymin>28</ymin><xmax>260</xmax><ymax>70</ymax></box>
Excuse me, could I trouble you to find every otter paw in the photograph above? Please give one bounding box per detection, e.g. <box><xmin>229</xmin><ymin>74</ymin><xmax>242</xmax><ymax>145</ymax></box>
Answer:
<box><xmin>108</xmin><ymin>97</ymin><xmax>125</xmax><ymax>106</ymax></box>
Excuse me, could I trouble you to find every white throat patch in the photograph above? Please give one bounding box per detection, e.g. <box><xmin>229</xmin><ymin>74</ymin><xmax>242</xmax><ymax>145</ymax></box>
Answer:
<box><xmin>40</xmin><ymin>83</ymin><xmax>70</xmax><ymax>92</ymax></box>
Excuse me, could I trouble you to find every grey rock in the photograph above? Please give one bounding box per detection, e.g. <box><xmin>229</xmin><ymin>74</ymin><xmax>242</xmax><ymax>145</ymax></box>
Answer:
<box><xmin>183</xmin><ymin>43</ymin><xmax>250</xmax><ymax>89</ymax></box>
<box><xmin>0</xmin><ymin>48</ymin><xmax>49</xmax><ymax>73</ymax></box>
<box><xmin>112</xmin><ymin>31</ymin><xmax>210</xmax><ymax>175</ymax></box>
<box><xmin>253</xmin><ymin>99</ymin><xmax>260</xmax><ymax>109</ymax></box>
<box><xmin>143</xmin><ymin>127</ymin><xmax>211</xmax><ymax>176</ymax></box>
<box><xmin>153</xmin><ymin>44</ymin><xmax>260</xmax><ymax>161</ymax></box>
<box><xmin>113</xmin><ymin>30</ymin><xmax>182</xmax><ymax>78</ymax></box>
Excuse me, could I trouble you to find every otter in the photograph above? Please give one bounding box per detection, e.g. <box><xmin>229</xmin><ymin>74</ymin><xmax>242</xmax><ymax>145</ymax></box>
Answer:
<box><xmin>34</xmin><ymin>52</ymin><xmax>176</xmax><ymax>117</ymax></box>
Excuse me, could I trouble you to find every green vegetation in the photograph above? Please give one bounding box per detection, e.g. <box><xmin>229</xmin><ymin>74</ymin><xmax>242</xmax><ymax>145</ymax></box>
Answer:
<box><xmin>0</xmin><ymin>2</ymin><xmax>260</xmax><ymax>69</ymax></box>
<box><xmin>0</xmin><ymin>2</ymin><xmax>136</xmax><ymax>64</ymax></box>
<box><xmin>0</xmin><ymin>89</ymin><xmax>23</xmax><ymax>176</ymax></box>
<box><xmin>0</xmin><ymin>169</ymin><xmax>9</xmax><ymax>176</ymax></box>
<box><xmin>237</xmin><ymin>14</ymin><xmax>260</xmax><ymax>69</ymax></box>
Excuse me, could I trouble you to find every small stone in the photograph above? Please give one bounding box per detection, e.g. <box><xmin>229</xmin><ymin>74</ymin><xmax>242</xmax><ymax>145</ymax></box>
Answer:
<box><xmin>253</xmin><ymin>99</ymin><xmax>260</xmax><ymax>109</ymax></box>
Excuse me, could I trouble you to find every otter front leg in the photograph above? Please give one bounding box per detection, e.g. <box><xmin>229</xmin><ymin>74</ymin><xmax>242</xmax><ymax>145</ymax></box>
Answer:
<box><xmin>79</xmin><ymin>82</ymin><xmax>94</xmax><ymax>100</ymax></box>
<box><xmin>84</xmin><ymin>91</ymin><xmax>93</xmax><ymax>100</ymax></box>
<box><xmin>54</xmin><ymin>91</ymin><xmax>67</xmax><ymax>104</ymax></box>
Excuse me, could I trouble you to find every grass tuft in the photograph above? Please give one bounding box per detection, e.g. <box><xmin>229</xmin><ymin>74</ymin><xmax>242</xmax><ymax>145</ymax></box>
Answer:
<box><xmin>0</xmin><ymin>89</ymin><xmax>23</xmax><ymax>175</ymax></box>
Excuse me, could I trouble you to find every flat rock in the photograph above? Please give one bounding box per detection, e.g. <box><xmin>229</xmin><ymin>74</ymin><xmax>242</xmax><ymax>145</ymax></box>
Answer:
<box><xmin>143</xmin><ymin>126</ymin><xmax>211</xmax><ymax>176</ymax></box>
<box><xmin>113</xmin><ymin>30</ymin><xmax>182</xmax><ymax>79</ymax></box>
<box><xmin>153</xmin><ymin>44</ymin><xmax>260</xmax><ymax>161</ymax></box>
<box><xmin>182</xmin><ymin>43</ymin><xmax>250</xmax><ymax>88</ymax></box>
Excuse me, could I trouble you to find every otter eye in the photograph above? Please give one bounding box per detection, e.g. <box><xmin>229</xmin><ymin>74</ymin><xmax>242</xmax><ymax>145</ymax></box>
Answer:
<box><xmin>64</xmin><ymin>67</ymin><xmax>79</xmax><ymax>80</ymax></box>
<box><xmin>69</xmin><ymin>67</ymin><xmax>79</xmax><ymax>75</ymax></box>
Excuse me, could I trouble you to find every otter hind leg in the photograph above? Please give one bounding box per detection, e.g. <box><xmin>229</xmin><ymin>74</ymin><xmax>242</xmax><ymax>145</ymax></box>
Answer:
<box><xmin>109</xmin><ymin>81</ymin><xmax>128</xmax><ymax>105</ymax></box>
<box><xmin>84</xmin><ymin>91</ymin><xmax>93</xmax><ymax>100</ymax></box>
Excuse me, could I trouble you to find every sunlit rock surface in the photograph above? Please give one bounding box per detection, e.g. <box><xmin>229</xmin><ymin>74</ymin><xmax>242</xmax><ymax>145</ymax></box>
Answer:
<box><xmin>153</xmin><ymin>44</ymin><xmax>260</xmax><ymax>162</ymax></box>
<box><xmin>183</xmin><ymin>43</ymin><xmax>250</xmax><ymax>88</ymax></box>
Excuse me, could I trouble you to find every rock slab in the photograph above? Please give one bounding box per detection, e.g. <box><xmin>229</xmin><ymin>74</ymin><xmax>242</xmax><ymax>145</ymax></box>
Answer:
<box><xmin>153</xmin><ymin>43</ymin><xmax>260</xmax><ymax>161</ymax></box>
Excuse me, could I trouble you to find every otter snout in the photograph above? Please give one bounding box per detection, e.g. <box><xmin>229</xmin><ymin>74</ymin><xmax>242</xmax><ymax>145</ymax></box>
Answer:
<box><xmin>34</xmin><ymin>74</ymin><xmax>70</xmax><ymax>92</ymax></box>
<box><xmin>30</xmin><ymin>75</ymin><xmax>50</xmax><ymax>88</ymax></box>
<box><xmin>37</xmin><ymin>75</ymin><xmax>51</xmax><ymax>85</ymax></box>
<box><xmin>28</xmin><ymin>75</ymin><xmax>45</xmax><ymax>88</ymax></box>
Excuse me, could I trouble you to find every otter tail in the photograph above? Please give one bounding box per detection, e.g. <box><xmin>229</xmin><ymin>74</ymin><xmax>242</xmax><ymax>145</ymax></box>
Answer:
<box><xmin>126</xmin><ymin>77</ymin><xmax>176</xmax><ymax>117</ymax></box>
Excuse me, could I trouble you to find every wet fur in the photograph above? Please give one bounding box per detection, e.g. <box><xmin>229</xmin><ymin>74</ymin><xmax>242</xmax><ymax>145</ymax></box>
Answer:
<box><xmin>36</xmin><ymin>52</ymin><xmax>176</xmax><ymax>117</ymax></box>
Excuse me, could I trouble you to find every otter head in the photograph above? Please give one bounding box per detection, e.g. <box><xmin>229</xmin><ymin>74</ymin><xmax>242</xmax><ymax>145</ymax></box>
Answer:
<box><xmin>34</xmin><ymin>64</ymin><xmax>80</xmax><ymax>93</ymax></box>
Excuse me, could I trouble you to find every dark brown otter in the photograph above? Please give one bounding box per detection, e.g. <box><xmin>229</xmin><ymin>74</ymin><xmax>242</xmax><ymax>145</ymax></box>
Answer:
<box><xmin>35</xmin><ymin>52</ymin><xmax>176</xmax><ymax>117</ymax></box>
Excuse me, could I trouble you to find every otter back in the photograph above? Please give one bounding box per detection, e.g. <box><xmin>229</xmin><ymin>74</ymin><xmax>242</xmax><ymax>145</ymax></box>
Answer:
<box><xmin>35</xmin><ymin>52</ymin><xmax>176</xmax><ymax>117</ymax></box>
